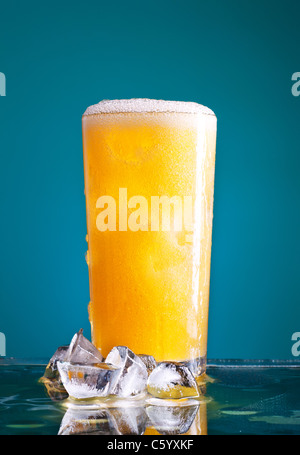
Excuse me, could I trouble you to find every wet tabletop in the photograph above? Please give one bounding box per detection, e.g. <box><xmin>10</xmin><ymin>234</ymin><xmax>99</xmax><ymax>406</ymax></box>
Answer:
<box><xmin>0</xmin><ymin>359</ymin><xmax>300</xmax><ymax>435</ymax></box>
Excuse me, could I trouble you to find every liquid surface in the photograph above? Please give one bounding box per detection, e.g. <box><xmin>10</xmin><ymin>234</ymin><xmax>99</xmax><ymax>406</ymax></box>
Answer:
<box><xmin>1</xmin><ymin>360</ymin><xmax>300</xmax><ymax>435</ymax></box>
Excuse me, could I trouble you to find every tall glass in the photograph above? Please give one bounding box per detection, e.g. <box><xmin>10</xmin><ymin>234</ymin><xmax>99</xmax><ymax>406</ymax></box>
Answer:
<box><xmin>82</xmin><ymin>99</ymin><xmax>216</xmax><ymax>376</ymax></box>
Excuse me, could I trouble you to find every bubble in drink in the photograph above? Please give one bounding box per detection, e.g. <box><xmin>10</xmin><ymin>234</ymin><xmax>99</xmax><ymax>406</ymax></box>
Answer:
<box><xmin>83</xmin><ymin>98</ymin><xmax>215</xmax><ymax>115</ymax></box>
<box><xmin>105</xmin><ymin>346</ymin><xmax>148</xmax><ymax>397</ymax></box>
<box><xmin>147</xmin><ymin>362</ymin><xmax>199</xmax><ymax>399</ymax></box>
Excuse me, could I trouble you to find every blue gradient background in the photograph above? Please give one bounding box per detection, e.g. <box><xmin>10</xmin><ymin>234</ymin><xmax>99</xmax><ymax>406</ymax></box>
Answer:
<box><xmin>0</xmin><ymin>0</ymin><xmax>299</xmax><ymax>359</ymax></box>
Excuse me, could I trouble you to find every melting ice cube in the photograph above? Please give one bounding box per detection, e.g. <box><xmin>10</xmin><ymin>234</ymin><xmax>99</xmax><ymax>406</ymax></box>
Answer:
<box><xmin>138</xmin><ymin>354</ymin><xmax>157</xmax><ymax>375</ymax></box>
<box><xmin>65</xmin><ymin>329</ymin><xmax>103</xmax><ymax>365</ymax></box>
<box><xmin>57</xmin><ymin>361</ymin><xmax>121</xmax><ymax>399</ymax></box>
<box><xmin>105</xmin><ymin>346</ymin><xmax>148</xmax><ymax>397</ymax></box>
<box><xmin>43</xmin><ymin>345</ymin><xmax>69</xmax><ymax>380</ymax></box>
<box><xmin>147</xmin><ymin>362</ymin><xmax>199</xmax><ymax>399</ymax></box>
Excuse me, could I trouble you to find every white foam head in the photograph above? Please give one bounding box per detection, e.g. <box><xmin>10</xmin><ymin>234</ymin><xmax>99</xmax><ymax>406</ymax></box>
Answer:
<box><xmin>83</xmin><ymin>98</ymin><xmax>215</xmax><ymax>117</ymax></box>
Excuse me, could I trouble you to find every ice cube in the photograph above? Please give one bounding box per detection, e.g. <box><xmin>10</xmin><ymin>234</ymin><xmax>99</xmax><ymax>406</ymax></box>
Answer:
<box><xmin>146</xmin><ymin>404</ymin><xmax>199</xmax><ymax>435</ymax></box>
<box><xmin>41</xmin><ymin>345</ymin><xmax>69</xmax><ymax>400</ymax></box>
<box><xmin>105</xmin><ymin>346</ymin><xmax>148</xmax><ymax>397</ymax></box>
<box><xmin>57</xmin><ymin>361</ymin><xmax>121</xmax><ymax>399</ymax></box>
<box><xmin>147</xmin><ymin>362</ymin><xmax>199</xmax><ymax>399</ymax></box>
<box><xmin>65</xmin><ymin>329</ymin><xmax>103</xmax><ymax>365</ymax></box>
<box><xmin>138</xmin><ymin>354</ymin><xmax>157</xmax><ymax>375</ymax></box>
<box><xmin>43</xmin><ymin>345</ymin><xmax>69</xmax><ymax>380</ymax></box>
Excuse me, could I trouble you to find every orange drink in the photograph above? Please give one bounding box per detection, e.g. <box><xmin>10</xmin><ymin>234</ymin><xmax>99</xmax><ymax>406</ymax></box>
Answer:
<box><xmin>82</xmin><ymin>99</ymin><xmax>216</xmax><ymax>375</ymax></box>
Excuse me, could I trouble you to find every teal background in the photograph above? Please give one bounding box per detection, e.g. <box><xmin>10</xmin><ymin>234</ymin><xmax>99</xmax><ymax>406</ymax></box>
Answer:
<box><xmin>0</xmin><ymin>0</ymin><xmax>299</xmax><ymax>360</ymax></box>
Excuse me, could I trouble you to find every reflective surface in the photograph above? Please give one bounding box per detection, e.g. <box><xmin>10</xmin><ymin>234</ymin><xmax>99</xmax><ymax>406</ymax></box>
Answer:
<box><xmin>0</xmin><ymin>360</ymin><xmax>300</xmax><ymax>435</ymax></box>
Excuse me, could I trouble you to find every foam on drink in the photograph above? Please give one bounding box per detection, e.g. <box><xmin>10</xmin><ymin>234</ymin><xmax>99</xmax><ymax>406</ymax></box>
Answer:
<box><xmin>83</xmin><ymin>98</ymin><xmax>215</xmax><ymax>117</ymax></box>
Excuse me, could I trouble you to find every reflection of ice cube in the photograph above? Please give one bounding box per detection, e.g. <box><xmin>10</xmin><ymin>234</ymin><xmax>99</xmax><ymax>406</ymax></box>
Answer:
<box><xmin>58</xmin><ymin>407</ymin><xmax>111</xmax><ymax>435</ymax></box>
<box><xmin>58</xmin><ymin>405</ymin><xmax>147</xmax><ymax>435</ymax></box>
<box><xmin>138</xmin><ymin>354</ymin><xmax>157</xmax><ymax>375</ymax></box>
<box><xmin>105</xmin><ymin>346</ymin><xmax>148</xmax><ymax>397</ymax></box>
<box><xmin>147</xmin><ymin>362</ymin><xmax>199</xmax><ymax>399</ymax></box>
<box><xmin>65</xmin><ymin>329</ymin><xmax>103</xmax><ymax>365</ymax></box>
<box><xmin>109</xmin><ymin>407</ymin><xmax>147</xmax><ymax>434</ymax></box>
<box><xmin>43</xmin><ymin>345</ymin><xmax>69</xmax><ymax>380</ymax></box>
<box><xmin>57</xmin><ymin>361</ymin><xmax>120</xmax><ymax>399</ymax></box>
<box><xmin>40</xmin><ymin>377</ymin><xmax>69</xmax><ymax>402</ymax></box>
<box><xmin>146</xmin><ymin>404</ymin><xmax>199</xmax><ymax>435</ymax></box>
<box><xmin>41</xmin><ymin>345</ymin><xmax>69</xmax><ymax>400</ymax></box>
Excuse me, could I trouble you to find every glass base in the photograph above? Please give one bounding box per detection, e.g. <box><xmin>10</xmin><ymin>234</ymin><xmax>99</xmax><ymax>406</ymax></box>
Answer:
<box><xmin>178</xmin><ymin>356</ymin><xmax>207</xmax><ymax>377</ymax></box>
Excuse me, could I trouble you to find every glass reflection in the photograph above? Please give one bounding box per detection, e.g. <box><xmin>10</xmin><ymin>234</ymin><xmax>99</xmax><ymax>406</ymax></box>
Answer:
<box><xmin>58</xmin><ymin>401</ymin><xmax>207</xmax><ymax>435</ymax></box>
